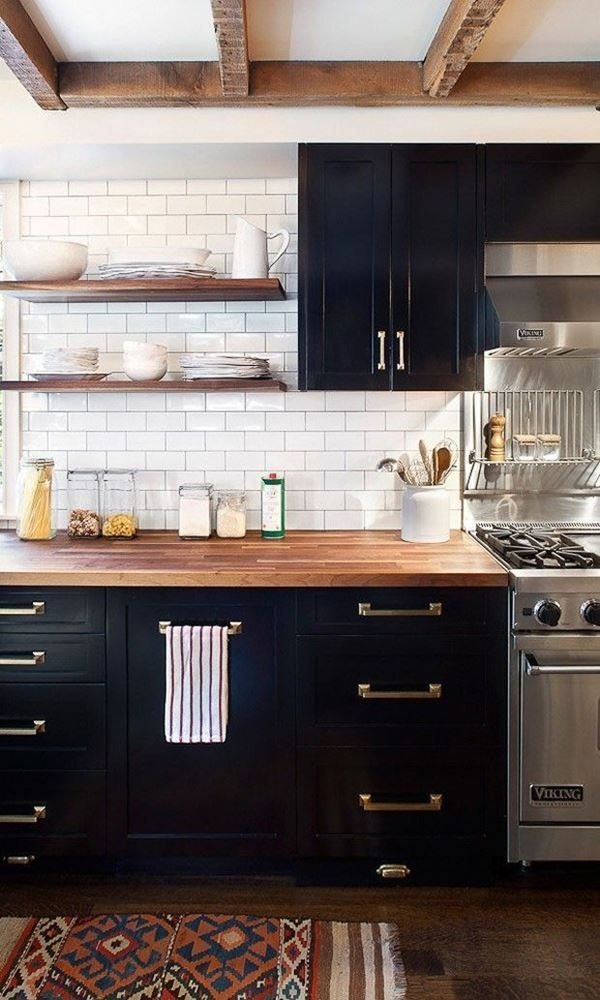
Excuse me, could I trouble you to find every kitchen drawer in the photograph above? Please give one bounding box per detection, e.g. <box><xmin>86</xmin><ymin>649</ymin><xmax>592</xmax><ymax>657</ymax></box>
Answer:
<box><xmin>0</xmin><ymin>634</ymin><xmax>104</xmax><ymax>682</ymax></box>
<box><xmin>0</xmin><ymin>588</ymin><xmax>104</xmax><ymax>633</ymax></box>
<box><xmin>298</xmin><ymin>747</ymin><xmax>486</xmax><ymax>857</ymax></box>
<box><xmin>0</xmin><ymin>771</ymin><xmax>106</xmax><ymax>857</ymax></box>
<box><xmin>297</xmin><ymin>635</ymin><xmax>487</xmax><ymax>746</ymax></box>
<box><xmin>297</xmin><ymin>588</ymin><xmax>502</xmax><ymax>635</ymax></box>
<box><xmin>0</xmin><ymin>685</ymin><xmax>105</xmax><ymax>769</ymax></box>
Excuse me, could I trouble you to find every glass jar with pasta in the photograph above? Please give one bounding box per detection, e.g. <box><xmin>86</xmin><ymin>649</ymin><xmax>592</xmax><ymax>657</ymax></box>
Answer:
<box><xmin>16</xmin><ymin>457</ymin><xmax>56</xmax><ymax>540</ymax></box>
<box><xmin>102</xmin><ymin>470</ymin><xmax>138</xmax><ymax>538</ymax></box>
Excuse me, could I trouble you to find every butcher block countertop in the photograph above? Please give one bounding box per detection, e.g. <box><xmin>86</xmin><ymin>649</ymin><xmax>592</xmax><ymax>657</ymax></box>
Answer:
<box><xmin>0</xmin><ymin>530</ymin><xmax>507</xmax><ymax>588</ymax></box>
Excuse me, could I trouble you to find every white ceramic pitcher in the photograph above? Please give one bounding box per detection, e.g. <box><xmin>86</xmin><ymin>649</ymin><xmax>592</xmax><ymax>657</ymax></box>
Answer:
<box><xmin>232</xmin><ymin>217</ymin><xmax>290</xmax><ymax>279</ymax></box>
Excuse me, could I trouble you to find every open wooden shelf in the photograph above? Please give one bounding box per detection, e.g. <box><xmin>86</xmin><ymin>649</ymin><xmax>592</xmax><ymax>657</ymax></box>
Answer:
<box><xmin>0</xmin><ymin>378</ymin><xmax>287</xmax><ymax>393</ymax></box>
<box><xmin>0</xmin><ymin>277</ymin><xmax>286</xmax><ymax>303</ymax></box>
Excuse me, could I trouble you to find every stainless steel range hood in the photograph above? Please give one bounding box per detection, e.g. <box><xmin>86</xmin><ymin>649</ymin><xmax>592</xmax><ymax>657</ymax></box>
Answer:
<box><xmin>486</xmin><ymin>244</ymin><xmax>600</xmax><ymax>355</ymax></box>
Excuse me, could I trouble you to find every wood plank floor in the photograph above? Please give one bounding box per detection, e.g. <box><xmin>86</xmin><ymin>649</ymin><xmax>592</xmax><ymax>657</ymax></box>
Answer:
<box><xmin>1</xmin><ymin>873</ymin><xmax>600</xmax><ymax>998</ymax></box>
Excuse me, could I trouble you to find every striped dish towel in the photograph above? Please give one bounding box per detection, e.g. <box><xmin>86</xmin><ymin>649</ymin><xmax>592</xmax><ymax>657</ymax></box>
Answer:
<box><xmin>164</xmin><ymin>625</ymin><xmax>229</xmax><ymax>743</ymax></box>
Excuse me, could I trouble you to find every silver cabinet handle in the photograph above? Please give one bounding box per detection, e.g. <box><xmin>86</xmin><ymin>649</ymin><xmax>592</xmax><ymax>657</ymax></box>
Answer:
<box><xmin>358</xmin><ymin>683</ymin><xmax>442</xmax><ymax>700</ymax></box>
<box><xmin>527</xmin><ymin>663</ymin><xmax>600</xmax><ymax>675</ymax></box>
<box><xmin>0</xmin><ymin>720</ymin><xmax>46</xmax><ymax>737</ymax></box>
<box><xmin>0</xmin><ymin>602</ymin><xmax>45</xmax><ymax>616</ymax></box>
<box><xmin>360</xmin><ymin>793</ymin><xmax>442</xmax><ymax>813</ymax></box>
<box><xmin>376</xmin><ymin>864</ymin><xmax>411</xmax><ymax>880</ymax></box>
<box><xmin>0</xmin><ymin>652</ymin><xmax>45</xmax><ymax>667</ymax></box>
<box><xmin>358</xmin><ymin>602</ymin><xmax>442</xmax><ymax>618</ymax></box>
<box><xmin>0</xmin><ymin>805</ymin><xmax>46</xmax><ymax>825</ymax></box>
<box><xmin>396</xmin><ymin>330</ymin><xmax>406</xmax><ymax>371</ymax></box>
<box><xmin>377</xmin><ymin>330</ymin><xmax>386</xmax><ymax>371</ymax></box>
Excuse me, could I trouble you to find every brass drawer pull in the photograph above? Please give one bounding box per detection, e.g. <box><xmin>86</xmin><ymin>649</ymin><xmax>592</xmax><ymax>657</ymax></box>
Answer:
<box><xmin>376</xmin><ymin>864</ymin><xmax>411</xmax><ymax>880</ymax></box>
<box><xmin>0</xmin><ymin>602</ymin><xmax>45</xmax><ymax>617</ymax></box>
<box><xmin>359</xmin><ymin>793</ymin><xmax>443</xmax><ymax>813</ymax></box>
<box><xmin>0</xmin><ymin>652</ymin><xmax>45</xmax><ymax>667</ymax></box>
<box><xmin>0</xmin><ymin>805</ymin><xmax>46</xmax><ymax>825</ymax></box>
<box><xmin>2</xmin><ymin>855</ymin><xmax>36</xmax><ymax>866</ymax></box>
<box><xmin>358</xmin><ymin>602</ymin><xmax>442</xmax><ymax>618</ymax></box>
<box><xmin>0</xmin><ymin>720</ymin><xmax>46</xmax><ymax>738</ymax></box>
<box><xmin>358</xmin><ymin>683</ymin><xmax>442</xmax><ymax>700</ymax></box>
<box><xmin>396</xmin><ymin>330</ymin><xmax>406</xmax><ymax>371</ymax></box>
<box><xmin>377</xmin><ymin>330</ymin><xmax>387</xmax><ymax>371</ymax></box>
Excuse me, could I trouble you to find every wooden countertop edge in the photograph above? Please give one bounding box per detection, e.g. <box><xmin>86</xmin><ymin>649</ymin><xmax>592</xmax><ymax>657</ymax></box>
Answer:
<box><xmin>0</xmin><ymin>570</ymin><xmax>508</xmax><ymax>587</ymax></box>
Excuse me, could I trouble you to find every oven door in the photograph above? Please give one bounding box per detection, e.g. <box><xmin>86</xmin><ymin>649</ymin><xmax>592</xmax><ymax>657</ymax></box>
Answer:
<box><xmin>518</xmin><ymin>635</ymin><xmax>600</xmax><ymax>824</ymax></box>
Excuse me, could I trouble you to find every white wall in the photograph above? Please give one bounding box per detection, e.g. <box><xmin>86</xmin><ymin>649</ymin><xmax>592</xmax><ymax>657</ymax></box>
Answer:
<box><xmin>17</xmin><ymin>176</ymin><xmax>461</xmax><ymax>531</ymax></box>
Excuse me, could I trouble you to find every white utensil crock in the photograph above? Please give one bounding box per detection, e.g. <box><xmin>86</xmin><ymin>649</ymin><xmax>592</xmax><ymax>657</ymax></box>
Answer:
<box><xmin>401</xmin><ymin>485</ymin><xmax>450</xmax><ymax>543</ymax></box>
<box><xmin>231</xmin><ymin>217</ymin><xmax>290</xmax><ymax>279</ymax></box>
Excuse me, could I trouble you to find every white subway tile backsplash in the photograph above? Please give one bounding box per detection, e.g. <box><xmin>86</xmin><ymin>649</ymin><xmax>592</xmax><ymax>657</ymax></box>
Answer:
<box><xmin>18</xmin><ymin>174</ymin><xmax>461</xmax><ymax>531</ymax></box>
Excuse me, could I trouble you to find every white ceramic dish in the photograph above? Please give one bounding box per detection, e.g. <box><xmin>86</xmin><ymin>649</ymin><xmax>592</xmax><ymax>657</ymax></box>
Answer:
<box><xmin>4</xmin><ymin>240</ymin><xmax>88</xmax><ymax>281</ymax></box>
<box><xmin>108</xmin><ymin>247</ymin><xmax>211</xmax><ymax>266</ymax></box>
<box><xmin>123</xmin><ymin>357</ymin><xmax>168</xmax><ymax>382</ymax></box>
<box><xmin>30</xmin><ymin>373</ymin><xmax>110</xmax><ymax>382</ymax></box>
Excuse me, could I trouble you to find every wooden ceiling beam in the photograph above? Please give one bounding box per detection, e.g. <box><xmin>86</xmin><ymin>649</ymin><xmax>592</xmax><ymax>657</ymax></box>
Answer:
<box><xmin>424</xmin><ymin>0</ymin><xmax>510</xmax><ymax>98</ymax></box>
<box><xmin>210</xmin><ymin>0</ymin><xmax>249</xmax><ymax>97</ymax></box>
<box><xmin>58</xmin><ymin>60</ymin><xmax>600</xmax><ymax>108</ymax></box>
<box><xmin>0</xmin><ymin>0</ymin><xmax>65</xmax><ymax>109</ymax></box>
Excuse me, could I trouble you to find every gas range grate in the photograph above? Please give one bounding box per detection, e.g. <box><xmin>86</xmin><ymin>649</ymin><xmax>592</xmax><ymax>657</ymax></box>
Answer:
<box><xmin>475</xmin><ymin>524</ymin><xmax>600</xmax><ymax>570</ymax></box>
<box><xmin>476</xmin><ymin>521</ymin><xmax>600</xmax><ymax>532</ymax></box>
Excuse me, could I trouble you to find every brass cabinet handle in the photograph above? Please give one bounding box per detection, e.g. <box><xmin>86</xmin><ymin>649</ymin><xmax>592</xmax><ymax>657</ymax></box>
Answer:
<box><xmin>358</xmin><ymin>683</ymin><xmax>442</xmax><ymax>700</ymax></box>
<box><xmin>376</xmin><ymin>864</ymin><xmax>411</xmax><ymax>880</ymax></box>
<box><xmin>396</xmin><ymin>330</ymin><xmax>406</xmax><ymax>371</ymax></box>
<box><xmin>0</xmin><ymin>805</ymin><xmax>46</xmax><ymax>825</ymax></box>
<box><xmin>358</xmin><ymin>602</ymin><xmax>442</xmax><ymax>618</ymax></box>
<box><xmin>0</xmin><ymin>652</ymin><xmax>45</xmax><ymax>667</ymax></box>
<box><xmin>359</xmin><ymin>793</ymin><xmax>443</xmax><ymax>813</ymax></box>
<box><xmin>0</xmin><ymin>720</ymin><xmax>46</xmax><ymax>738</ymax></box>
<box><xmin>377</xmin><ymin>330</ymin><xmax>387</xmax><ymax>371</ymax></box>
<box><xmin>0</xmin><ymin>602</ymin><xmax>45</xmax><ymax>617</ymax></box>
<box><xmin>2</xmin><ymin>855</ymin><xmax>36</xmax><ymax>866</ymax></box>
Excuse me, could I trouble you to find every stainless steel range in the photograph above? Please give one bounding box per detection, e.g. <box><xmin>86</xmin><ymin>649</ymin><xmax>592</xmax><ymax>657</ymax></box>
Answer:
<box><xmin>476</xmin><ymin>520</ymin><xmax>600</xmax><ymax>864</ymax></box>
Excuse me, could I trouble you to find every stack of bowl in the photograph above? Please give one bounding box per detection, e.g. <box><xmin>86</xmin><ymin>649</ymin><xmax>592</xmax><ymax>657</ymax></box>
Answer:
<box><xmin>122</xmin><ymin>341</ymin><xmax>168</xmax><ymax>382</ymax></box>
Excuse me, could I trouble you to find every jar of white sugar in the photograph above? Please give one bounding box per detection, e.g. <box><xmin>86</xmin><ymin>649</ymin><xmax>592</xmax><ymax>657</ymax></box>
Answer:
<box><xmin>216</xmin><ymin>491</ymin><xmax>247</xmax><ymax>538</ymax></box>
<box><xmin>178</xmin><ymin>483</ymin><xmax>213</xmax><ymax>539</ymax></box>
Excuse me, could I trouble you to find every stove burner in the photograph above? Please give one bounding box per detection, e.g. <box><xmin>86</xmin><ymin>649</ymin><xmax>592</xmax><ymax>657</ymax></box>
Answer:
<box><xmin>476</xmin><ymin>525</ymin><xmax>600</xmax><ymax>570</ymax></box>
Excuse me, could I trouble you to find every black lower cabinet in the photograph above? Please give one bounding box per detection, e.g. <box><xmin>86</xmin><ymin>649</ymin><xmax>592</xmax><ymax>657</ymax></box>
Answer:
<box><xmin>0</xmin><ymin>584</ymin><xmax>507</xmax><ymax>885</ymax></box>
<box><xmin>106</xmin><ymin>589</ymin><xmax>296</xmax><ymax>859</ymax></box>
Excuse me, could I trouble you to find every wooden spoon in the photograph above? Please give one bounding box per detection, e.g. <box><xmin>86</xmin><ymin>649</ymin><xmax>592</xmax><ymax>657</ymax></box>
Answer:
<box><xmin>433</xmin><ymin>445</ymin><xmax>452</xmax><ymax>485</ymax></box>
<box><xmin>418</xmin><ymin>440</ymin><xmax>433</xmax><ymax>485</ymax></box>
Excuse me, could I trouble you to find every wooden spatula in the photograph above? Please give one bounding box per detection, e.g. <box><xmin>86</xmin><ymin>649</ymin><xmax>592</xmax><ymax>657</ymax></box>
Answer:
<box><xmin>433</xmin><ymin>445</ymin><xmax>452</xmax><ymax>485</ymax></box>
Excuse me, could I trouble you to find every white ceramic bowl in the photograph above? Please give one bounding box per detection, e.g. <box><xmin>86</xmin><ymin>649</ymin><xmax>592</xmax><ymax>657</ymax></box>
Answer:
<box><xmin>123</xmin><ymin>341</ymin><xmax>168</xmax><ymax>357</ymax></box>
<box><xmin>123</xmin><ymin>355</ymin><xmax>168</xmax><ymax>382</ymax></box>
<box><xmin>4</xmin><ymin>240</ymin><xmax>88</xmax><ymax>281</ymax></box>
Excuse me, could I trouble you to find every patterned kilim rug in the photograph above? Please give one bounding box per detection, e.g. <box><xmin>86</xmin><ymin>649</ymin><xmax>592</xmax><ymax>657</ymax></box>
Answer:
<box><xmin>0</xmin><ymin>913</ymin><xmax>406</xmax><ymax>999</ymax></box>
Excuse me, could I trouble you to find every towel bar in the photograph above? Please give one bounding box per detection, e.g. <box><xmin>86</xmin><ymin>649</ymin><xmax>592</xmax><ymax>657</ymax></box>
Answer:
<box><xmin>158</xmin><ymin>621</ymin><xmax>242</xmax><ymax>636</ymax></box>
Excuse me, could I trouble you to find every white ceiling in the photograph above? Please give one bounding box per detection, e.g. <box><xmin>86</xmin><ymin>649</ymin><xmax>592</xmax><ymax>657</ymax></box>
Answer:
<box><xmin>247</xmin><ymin>0</ymin><xmax>452</xmax><ymax>61</ymax></box>
<box><xmin>474</xmin><ymin>0</ymin><xmax>600</xmax><ymax>61</ymax></box>
<box><xmin>11</xmin><ymin>0</ymin><xmax>600</xmax><ymax>64</ymax></box>
<box><xmin>20</xmin><ymin>0</ymin><xmax>219</xmax><ymax>61</ymax></box>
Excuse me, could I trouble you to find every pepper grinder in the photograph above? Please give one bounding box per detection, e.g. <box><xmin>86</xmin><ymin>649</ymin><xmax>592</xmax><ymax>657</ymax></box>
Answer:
<box><xmin>487</xmin><ymin>413</ymin><xmax>506</xmax><ymax>462</ymax></box>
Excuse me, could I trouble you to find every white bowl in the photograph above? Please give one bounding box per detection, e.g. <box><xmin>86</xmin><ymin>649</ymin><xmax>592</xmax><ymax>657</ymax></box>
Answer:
<box><xmin>123</xmin><ymin>356</ymin><xmax>168</xmax><ymax>382</ymax></box>
<box><xmin>123</xmin><ymin>341</ymin><xmax>168</xmax><ymax>356</ymax></box>
<box><xmin>4</xmin><ymin>240</ymin><xmax>88</xmax><ymax>281</ymax></box>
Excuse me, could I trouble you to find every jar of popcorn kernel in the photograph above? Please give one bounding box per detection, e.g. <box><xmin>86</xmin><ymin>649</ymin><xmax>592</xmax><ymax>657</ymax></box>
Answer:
<box><xmin>102</xmin><ymin>470</ymin><xmax>138</xmax><ymax>538</ymax></box>
<box><xmin>67</xmin><ymin>469</ymin><xmax>102</xmax><ymax>538</ymax></box>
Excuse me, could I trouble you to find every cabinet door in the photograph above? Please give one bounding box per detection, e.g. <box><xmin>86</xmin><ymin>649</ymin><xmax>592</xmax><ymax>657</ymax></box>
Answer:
<box><xmin>111</xmin><ymin>590</ymin><xmax>294</xmax><ymax>857</ymax></box>
<box><xmin>391</xmin><ymin>145</ymin><xmax>478</xmax><ymax>390</ymax></box>
<box><xmin>486</xmin><ymin>145</ymin><xmax>600</xmax><ymax>242</ymax></box>
<box><xmin>299</xmin><ymin>144</ymin><xmax>392</xmax><ymax>390</ymax></box>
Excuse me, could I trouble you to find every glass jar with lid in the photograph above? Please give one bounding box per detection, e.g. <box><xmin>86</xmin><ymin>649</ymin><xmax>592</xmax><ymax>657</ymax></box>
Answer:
<box><xmin>16</xmin><ymin>457</ymin><xmax>56</xmax><ymax>540</ymax></box>
<box><xmin>178</xmin><ymin>483</ymin><xmax>213</xmax><ymax>539</ymax></box>
<box><xmin>67</xmin><ymin>470</ymin><xmax>102</xmax><ymax>538</ymax></box>
<box><xmin>216</xmin><ymin>491</ymin><xmax>247</xmax><ymax>538</ymax></box>
<box><xmin>102</xmin><ymin>470</ymin><xmax>137</xmax><ymax>538</ymax></box>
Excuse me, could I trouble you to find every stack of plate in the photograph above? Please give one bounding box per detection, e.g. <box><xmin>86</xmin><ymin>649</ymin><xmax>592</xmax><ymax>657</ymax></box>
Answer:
<box><xmin>97</xmin><ymin>247</ymin><xmax>216</xmax><ymax>280</ymax></box>
<box><xmin>179</xmin><ymin>354</ymin><xmax>272</xmax><ymax>380</ymax></box>
<box><xmin>32</xmin><ymin>347</ymin><xmax>106</xmax><ymax>382</ymax></box>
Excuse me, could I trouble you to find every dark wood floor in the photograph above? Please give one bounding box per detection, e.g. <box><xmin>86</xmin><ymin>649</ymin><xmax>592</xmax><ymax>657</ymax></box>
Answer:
<box><xmin>1</xmin><ymin>872</ymin><xmax>600</xmax><ymax>999</ymax></box>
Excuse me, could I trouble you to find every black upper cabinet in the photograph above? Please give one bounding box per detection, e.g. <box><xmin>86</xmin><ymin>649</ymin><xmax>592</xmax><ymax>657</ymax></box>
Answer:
<box><xmin>299</xmin><ymin>145</ymin><xmax>391</xmax><ymax>391</ymax></box>
<box><xmin>299</xmin><ymin>143</ymin><xmax>478</xmax><ymax>391</ymax></box>
<box><xmin>486</xmin><ymin>145</ymin><xmax>600</xmax><ymax>242</ymax></box>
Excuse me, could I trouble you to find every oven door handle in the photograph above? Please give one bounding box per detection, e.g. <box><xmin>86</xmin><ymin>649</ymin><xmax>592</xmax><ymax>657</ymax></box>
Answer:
<box><xmin>526</xmin><ymin>662</ymin><xmax>600</xmax><ymax>676</ymax></box>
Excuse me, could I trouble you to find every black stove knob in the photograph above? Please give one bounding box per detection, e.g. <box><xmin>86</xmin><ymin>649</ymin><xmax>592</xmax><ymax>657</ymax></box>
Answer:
<box><xmin>581</xmin><ymin>601</ymin><xmax>600</xmax><ymax>627</ymax></box>
<box><xmin>534</xmin><ymin>600</ymin><xmax>561</xmax><ymax>627</ymax></box>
